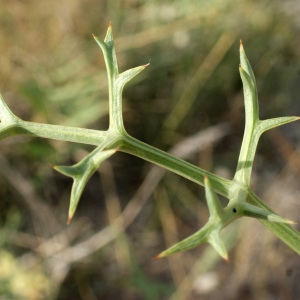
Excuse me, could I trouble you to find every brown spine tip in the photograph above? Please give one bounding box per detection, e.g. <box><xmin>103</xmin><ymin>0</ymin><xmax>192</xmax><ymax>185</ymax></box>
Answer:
<box><xmin>240</xmin><ymin>40</ymin><xmax>244</xmax><ymax>50</ymax></box>
<box><xmin>92</xmin><ymin>33</ymin><xmax>97</xmax><ymax>39</ymax></box>
<box><xmin>152</xmin><ymin>253</ymin><xmax>164</xmax><ymax>260</ymax></box>
<box><xmin>67</xmin><ymin>215</ymin><xmax>72</xmax><ymax>225</ymax></box>
<box><xmin>108</xmin><ymin>21</ymin><xmax>112</xmax><ymax>28</ymax></box>
<box><xmin>142</xmin><ymin>63</ymin><xmax>150</xmax><ymax>69</ymax></box>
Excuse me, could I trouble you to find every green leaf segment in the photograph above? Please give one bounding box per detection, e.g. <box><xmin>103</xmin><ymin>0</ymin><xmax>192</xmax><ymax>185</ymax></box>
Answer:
<box><xmin>0</xmin><ymin>24</ymin><xmax>299</xmax><ymax>259</ymax></box>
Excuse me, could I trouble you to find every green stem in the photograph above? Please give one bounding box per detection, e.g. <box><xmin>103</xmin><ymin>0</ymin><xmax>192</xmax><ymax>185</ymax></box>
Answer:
<box><xmin>109</xmin><ymin>80</ymin><xmax>124</xmax><ymax>131</ymax></box>
<box><xmin>119</xmin><ymin>133</ymin><xmax>232</xmax><ymax>197</ymax></box>
<box><xmin>17</xmin><ymin>120</ymin><xmax>107</xmax><ymax>145</ymax></box>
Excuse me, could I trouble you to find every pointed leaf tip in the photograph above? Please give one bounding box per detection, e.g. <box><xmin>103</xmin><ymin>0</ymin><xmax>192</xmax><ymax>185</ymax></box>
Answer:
<box><xmin>220</xmin><ymin>252</ymin><xmax>229</xmax><ymax>261</ymax></box>
<box><xmin>242</xmin><ymin>203</ymin><xmax>295</xmax><ymax>224</ymax></box>
<box><xmin>240</xmin><ymin>39</ymin><xmax>243</xmax><ymax>49</ymax></box>
<box><xmin>152</xmin><ymin>253</ymin><xmax>164</xmax><ymax>260</ymax></box>
<box><xmin>67</xmin><ymin>214</ymin><xmax>72</xmax><ymax>225</ymax></box>
<box><xmin>142</xmin><ymin>63</ymin><xmax>150</xmax><ymax>69</ymax></box>
<box><xmin>208</xmin><ymin>230</ymin><xmax>228</xmax><ymax>261</ymax></box>
<box><xmin>204</xmin><ymin>175</ymin><xmax>225</xmax><ymax>220</ymax></box>
<box><xmin>267</xmin><ymin>214</ymin><xmax>296</xmax><ymax>225</ymax></box>
<box><xmin>109</xmin><ymin>21</ymin><xmax>112</xmax><ymax>28</ymax></box>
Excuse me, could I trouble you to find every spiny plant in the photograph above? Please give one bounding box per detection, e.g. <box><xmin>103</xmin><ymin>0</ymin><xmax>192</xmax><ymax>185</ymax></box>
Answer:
<box><xmin>0</xmin><ymin>23</ymin><xmax>299</xmax><ymax>260</ymax></box>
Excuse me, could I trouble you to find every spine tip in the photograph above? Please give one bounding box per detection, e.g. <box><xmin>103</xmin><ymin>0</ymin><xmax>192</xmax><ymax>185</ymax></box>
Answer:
<box><xmin>240</xmin><ymin>39</ymin><xmax>243</xmax><ymax>49</ymax></box>
<box><xmin>152</xmin><ymin>253</ymin><xmax>164</xmax><ymax>260</ymax></box>
<box><xmin>142</xmin><ymin>63</ymin><xmax>150</xmax><ymax>69</ymax></box>
<box><xmin>67</xmin><ymin>215</ymin><xmax>72</xmax><ymax>225</ymax></box>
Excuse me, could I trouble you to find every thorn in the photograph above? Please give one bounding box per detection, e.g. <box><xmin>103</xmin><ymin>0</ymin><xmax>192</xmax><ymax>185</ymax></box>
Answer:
<box><xmin>269</xmin><ymin>216</ymin><xmax>296</xmax><ymax>225</ymax></box>
<box><xmin>209</xmin><ymin>230</ymin><xmax>229</xmax><ymax>261</ymax></box>
<box><xmin>242</xmin><ymin>202</ymin><xmax>295</xmax><ymax>224</ymax></box>
<box><xmin>92</xmin><ymin>33</ymin><xmax>97</xmax><ymax>39</ymax></box>
<box><xmin>67</xmin><ymin>214</ymin><xmax>73</xmax><ymax>225</ymax></box>
<box><xmin>152</xmin><ymin>254</ymin><xmax>162</xmax><ymax>260</ymax></box>
<box><xmin>152</xmin><ymin>250</ymin><xmax>168</xmax><ymax>260</ymax></box>
<box><xmin>108</xmin><ymin>21</ymin><xmax>112</xmax><ymax>28</ymax></box>
<box><xmin>142</xmin><ymin>63</ymin><xmax>150</xmax><ymax>69</ymax></box>
<box><xmin>280</xmin><ymin>219</ymin><xmax>297</xmax><ymax>225</ymax></box>
<box><xmin>240</xmin><ymin>39</ymin><xmax>243</xmax><ymax>49</ymax></box>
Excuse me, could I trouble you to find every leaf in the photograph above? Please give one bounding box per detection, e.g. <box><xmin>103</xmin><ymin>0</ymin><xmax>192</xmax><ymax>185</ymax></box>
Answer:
<box><xmin>239</xmin><ymin>65</ymin><xmax>259</xmax><ymax>124</ymax></box>
<box><xmin>257</xmin><ymin>116</ymin><xmax>300</xmax><ymax>135</ymax></box>
<box><xmin>54</xmin><ymin>147</ymin><xmax>116</xmax><ymax>223</ymax></box>
<box><xmin>208</xmin><ymin>230</ymin><xmax>228</xmax><ymax>261</ymax></box>
<box><xmin>153</xmin><ymin>177</ymin><xmax>230</xmax><ymax>260</ymax></box>
<box><xmin>152</xmin><ymin>223</ymin><xmax>210</xmax><ymax>260</ymax></box>
<box><xmin>205</xmin><ymin>175</ymin><xmax>225</xmax><ymax>220</ymax></box>
<box><xmin>239</xmin><ymin>40</ymin><xmax>256</xmax><ymax>85</ymax></box>
<box><xmin>93</xmin><ymin>23</ymin><xmax>118</xmax><ymax>77</ymax></box>
<box><xmin>116</xmin><ymin>64</ymin><xmax>150</xmax><ymax>90</ymax></box>
<box><xmin>242</xmin><ymin>202</ymin><xmax>295</xmax><ymax>224</ymax></box>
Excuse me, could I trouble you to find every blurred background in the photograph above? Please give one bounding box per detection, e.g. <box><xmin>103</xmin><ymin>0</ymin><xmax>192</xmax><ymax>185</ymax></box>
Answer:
<box><xmin>0</xmin><ymin>0</ymin><xmax>300</xmax><ymax>299</ymax></box>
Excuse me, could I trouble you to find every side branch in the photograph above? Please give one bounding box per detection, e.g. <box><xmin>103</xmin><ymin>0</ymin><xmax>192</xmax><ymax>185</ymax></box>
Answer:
<box><xmin>19</xmin><ymin>121</ymin><xmax>107</xmax><ymax>145</ymax></box>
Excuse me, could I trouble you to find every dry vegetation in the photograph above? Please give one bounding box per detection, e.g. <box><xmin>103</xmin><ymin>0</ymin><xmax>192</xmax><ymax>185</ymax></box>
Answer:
<box><xmin>0</xmin><ymin>0</ymin><xmax>300</xmax><ymax>299</ymax></box>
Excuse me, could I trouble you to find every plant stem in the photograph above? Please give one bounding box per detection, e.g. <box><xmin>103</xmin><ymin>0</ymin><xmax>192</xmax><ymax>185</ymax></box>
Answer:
<box><xmin>120</xmin><ymin>133</ymin><xmax>232</xmax><ymax>197</ymax></box>
<box><xmin>18</xmin><ymin>120</ymin><xmax>107</xmax><ymax>145</ymax></box>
